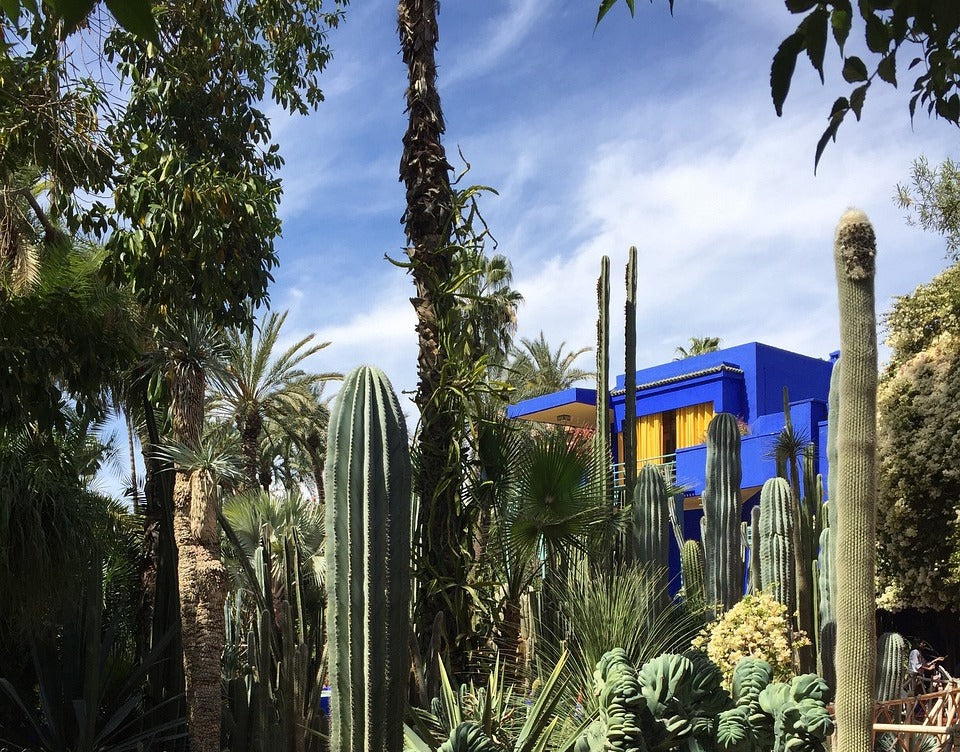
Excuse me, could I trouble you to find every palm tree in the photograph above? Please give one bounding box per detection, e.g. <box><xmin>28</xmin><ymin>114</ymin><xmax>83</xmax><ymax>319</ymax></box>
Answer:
<box><xmin>398</xmin><ymin>0</ymin><xmax>470</xmax><ymax>674</ymax></box>
<box><xmin>151</xmin><ymin>311</ymin><xmax>230</xmax><ymax>752</ymax></box>
<box><xmin>213</xmin><ymin>310</ymin><xmax>340</xmax><ymax>490</ymax></box>
<box><xmin>451</xmin><ymin>246</ymin><xmax>523</xmax><ymax>365</ymax></box>
<box><xmin>507</xmin><ymin>332</ymin><xmax>593</xmax><ymax>399</ymax></box>
<box><xmin>673</xmin><ymin>336</ymin><xmax>722</xmax><ymax>360</ymax></box>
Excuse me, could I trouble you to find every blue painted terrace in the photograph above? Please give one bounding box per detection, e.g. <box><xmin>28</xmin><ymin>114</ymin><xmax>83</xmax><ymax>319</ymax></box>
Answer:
<box><xmin>507</xmin><ymin>342</ymin><xmax>837</xmax><ymax>514</ymax></box>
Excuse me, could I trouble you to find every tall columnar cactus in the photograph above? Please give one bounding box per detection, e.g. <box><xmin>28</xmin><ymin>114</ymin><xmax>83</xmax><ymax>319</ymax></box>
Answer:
<box><xmin>702</xmin><ymin>413</ymin><xmax>744</xmax><ymax>612</ymax></box>
<box><xmin>325</xmin><ymin>366</ymin><xmax>412</xmax><ymax>752</ymax></box>
<box><xmin>817</xmin><ymin>526</ymin><xmax>835</xmax><ymax>687</ymax></box>
<box><xmin>820</xmin><ymin>358</ymin><xmax>841</xmax><ymax>688</ymax></box>
<box><xmin>632</xmin><ymin>464</ymin><xmax>670</xmax><ymax>606</ymax></box>
<box><xmin>832</xmin><ymin>209</ymin><xmax>878</xmax><ymax>752</ymax></box>
<box><xmin>595</xmin><ymin>256</ymin><xmax>612</xmax><ymax>505</ymax></box>
<box><xmin>681</xmin><ymin>539</ymin><xmax>706</xmax><ymax>617</ymax></box>
<box><xmin>623</xmin><ymin>247</ymin><xmax>638</xmax><ymax>506</ymax></box>
<box><xmin>875</xmin><ymin>632</ymin><xmax>908</xmax><ymax>702</ymax></box>
<box><xmin>758</xmin><ymin>477</ymin><xmax>797</xmax><ymax>617</ymax></box>
<box><xmin>749</xmin><ymin>506</ymin><xmax>762</xmax><ymax>594</ymax></box>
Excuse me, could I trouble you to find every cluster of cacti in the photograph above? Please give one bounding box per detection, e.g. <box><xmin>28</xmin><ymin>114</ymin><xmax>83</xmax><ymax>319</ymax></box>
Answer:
<box><xmin>702</xmin><ymin>413</ymin><xmax>744</xmax><ymax>613</ymax></box>
<box><xmin>324</xmin><ymin>365</ymin><xmax>412</xmax><ymax>752</ymax></box>
<box><xmin>574</xmin><ymin>648</ymin><xmax>833</xmax><ymax>752</ymax></box>
<box><xmin>832</xmin><ymin>209</ymin><xmax>879</xmax><ymax>752</ymax></box>
<box><xmin>222</xmin><ymin>540</ymin><xmax>327</xmax><ymax>752</ymax></box>
<box><xmin>758</xmin><ymin>478</ymin><xmax>797</xmax><ymax>617</ymax></box>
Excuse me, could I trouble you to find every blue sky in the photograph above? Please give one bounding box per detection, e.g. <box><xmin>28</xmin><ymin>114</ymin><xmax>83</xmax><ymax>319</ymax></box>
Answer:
<box><xmin>92</xmin><ymin>1</ymin><xmax>960</xmax><ymax>492</ymax></box>
<box><xmin>265</xmin><ymin>1</ymin><xmax>955</xmax><ymax>407</ymax></box>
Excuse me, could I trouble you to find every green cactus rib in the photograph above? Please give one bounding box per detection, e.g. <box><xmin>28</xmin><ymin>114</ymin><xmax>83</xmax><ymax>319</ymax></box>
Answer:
<box><xmin>624</xmin><ymin>247</ymin><xmax>638</xmax><ymax>507</ymax></box>
<box><xmin>759</xmin><ymin>477</ymin><xmax>797</xmax><ymax>617</ymax></box>
<box><xmin>681</xmin><ymin>539</ymin><xmax>706</xmax><ymax>616</ymax></box>
<box><xmin>325</xmin><ymin>365</ymin><xmax>412</xmax><ymax>752</ymax></box>
<box><xmin>632</xmin><ymin>464</ymin><xmax>670</xmax><ymax>574</ymax></box>
<box><xmin>832</xmin><ymin>209</ymin><xmax>879</xmax><ymax>752</ymax></box>
<box><xmin>749</xmin><ymin>505</ymin><xmax>761</xmax><ymax>595</ymax></box>
<box><xmin>702</xmin><ymin>413</ymin><xmax>744</xmax><ymax>612</ymax></box>
<box><xmin>596</xmin><ymin>256</ymin><xmax>612</xmax><ymax>504</ymax></box>
<box><xmin>817</xmin><ymin>526</ymin><xmax>835</xmax><ymax>686</ymax></box>
<box><xmin>876</xmin><ymin>632</ymin><xmax>908</xmax><ymax>703</ymax></box>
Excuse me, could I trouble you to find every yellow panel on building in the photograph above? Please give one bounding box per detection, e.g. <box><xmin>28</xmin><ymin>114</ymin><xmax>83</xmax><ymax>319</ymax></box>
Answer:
<box><xmin>675</xmin><ymin>402</ymin><xmax>714</xmax><ymax>449</ymax></box>
<box><xmin>636</xmin><ymin>412</ymin><xmax>664</xmax><ymax>464</ymax></box>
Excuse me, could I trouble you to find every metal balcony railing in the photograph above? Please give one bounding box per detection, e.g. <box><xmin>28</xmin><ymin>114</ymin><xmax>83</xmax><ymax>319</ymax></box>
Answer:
<box><xmin>612</xmin><ymin>454</ymin><xmax>677</xmax><ymax>488</ymax></box>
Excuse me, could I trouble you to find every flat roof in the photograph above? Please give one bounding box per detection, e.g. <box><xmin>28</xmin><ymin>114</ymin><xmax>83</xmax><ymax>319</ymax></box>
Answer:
<box><xmin>506</xmin><ymin>387</ymin><xmax>598</xmax><ymax>428</ymax></box>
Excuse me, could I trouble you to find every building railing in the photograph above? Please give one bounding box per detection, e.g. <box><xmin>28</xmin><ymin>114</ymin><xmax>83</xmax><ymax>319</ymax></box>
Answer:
<box><xmin>612</xmin><ymin>454</ymin><xmax>677</xmax><ymax>489</ymax></box>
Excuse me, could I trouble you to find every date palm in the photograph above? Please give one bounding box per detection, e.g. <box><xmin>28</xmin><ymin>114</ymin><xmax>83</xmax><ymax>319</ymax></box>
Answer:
<box><xmin>213</xmin><ymin>310</ymin><xmax>339</xmax><ymax>490</ymax></box>
<box><xmin>673</xmin><ymin>336</ymin><xmax>722</xmax><ymax>360</ymax></box>
<box><xmin>150</xmin><ymin>311</ymin><xmax>230</xmax><ymax>752</ymax></box>
<box><xmin>507</xmin><ymin>332</ymin><xmax>593</xmax><ymax>400</ymax></box>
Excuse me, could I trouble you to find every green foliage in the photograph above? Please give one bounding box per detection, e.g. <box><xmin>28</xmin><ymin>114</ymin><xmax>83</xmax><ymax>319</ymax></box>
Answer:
<box><xmin>673</xmin><ymin>337</ymin><xmax>722</xmax><ymax>360</ymax></box>
<box><xmin>883</xmin><ymin>259</ymin><xmax>960</xmax><ymax>368</ymax></box>
<box><xmin>0</xmin><ymin>567</ymin><xmax>184</xmax><ymax>752</ymax></box>
<box><xmin>556</xmin><ymin>565</ymin><xmax>703</xmax><ymax>714</ymax></box>
<box><xmin>1</xmin><ymin>0</ymin><xmax>156</xmax><ymax>43</ymax></box>
<box><xmin>504</xmin><ymin>332</ymin><xmax>593</xmax><ymax>400</ymax></box>
<box><xmin>896</xmin><ymin>155</ymin><xmax>960</xmax><ymax>260</ymax></box>
<box><xmin>405</xmin><ymin>652</ymin><xmax>574</xmax><ymax>752</ymax></box>
<box><xmin>0</xmin><ymin>239</ymin><xmax>141</xmax><ymax>429</ymax></box>
<box><xmin>95</xmin><ymin>0</ymin><xmax>346</xmax><ymax>326</ymax></box>
<box><xmin>326</xmin><ymin>366</ymin><xmax>411</xmax><ymax>752</ymax></box>
<box><xmin>876</xmin><ymin>332</ymin><xmax>960</xmax><ymax>611</ymax></box>
<box><xmin>771</xmin><ymin>1</ymin><xmax>960</xmax><ymax>168</ymax></box>
<box><xmin>681</xmin><ymin>539</ymin><xmax>707</xmax><ymax>617</ymax></box>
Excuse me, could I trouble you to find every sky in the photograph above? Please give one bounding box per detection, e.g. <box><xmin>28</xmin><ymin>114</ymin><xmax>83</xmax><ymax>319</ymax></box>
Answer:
<box><xmin>96</xmin><ymin>0</ymin><xmax>960</xmax><ymax>491</ymax></box>
<box><xmin>266</xmin><ymin>1</ymin><xmax>956</xmax><ymax>406</ymax></box>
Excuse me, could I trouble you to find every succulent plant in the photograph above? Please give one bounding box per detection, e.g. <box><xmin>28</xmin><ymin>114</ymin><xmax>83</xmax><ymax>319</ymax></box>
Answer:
<box><xmin>325</xmin><ymin>365</ymin><xmax>412</xmax><ymax>752</ymax></box>
<box><xmin>758</xmin><ymin>477</ymin><xmax>797</xmax><ymax>616</ymax></box>
<box><xmin>702</xmin><ymin>413</ymin><xmax>744</xmax><ymax>613</ymax></box>
<box><xmin>831</xmin><ymin>209</ymin><xmax>879</xmax><ymax>752</ymax></box>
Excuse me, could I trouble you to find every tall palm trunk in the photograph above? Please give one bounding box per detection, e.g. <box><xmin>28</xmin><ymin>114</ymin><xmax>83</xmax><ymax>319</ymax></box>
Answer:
<box><xmin>241</xmin><ymin>408</ymin><xmax>263</xmax><ymax>490</ymax></box>
<box><xmin>171</xmin><ymin>365</ymin><xmax>225</xmax><ymax>752</ymax></box>
<box><xmin>398</xmin><ymin>0</ymin><xmax>471</xmax><ymax>677</ymax></box>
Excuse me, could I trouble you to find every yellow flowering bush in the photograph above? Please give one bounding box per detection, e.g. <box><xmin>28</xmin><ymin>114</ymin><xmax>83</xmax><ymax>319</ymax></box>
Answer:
<box><xmin>692</xmin><ymin>592</ymin><xmax>806</xmax><ymax>687</ymax></box>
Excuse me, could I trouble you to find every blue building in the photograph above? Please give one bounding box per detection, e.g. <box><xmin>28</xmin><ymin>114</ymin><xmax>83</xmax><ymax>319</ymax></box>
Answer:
<box><xmin>507</xmin><ymin>342</ymin><xmax>837</xmax><ymax>538</ymax></box>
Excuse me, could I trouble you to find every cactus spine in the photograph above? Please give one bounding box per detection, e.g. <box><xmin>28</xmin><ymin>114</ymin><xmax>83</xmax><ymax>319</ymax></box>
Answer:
<box><xmin>702</xmin><ymin>412</ymin><xmax>743</xmax><ymax>612</ymax></box>
<box><xmin>325</xmin><ymin>366</ymin><xmax>412</xmax><ymax>752</ymax></box>
<box><xmin>632</xmin><ymin>464</ymin><xmax>670</xmax><ymax>606</ymax></box>
<box><xmin>681</xmin><ymin>539</ymin><xmax>706</xmax><ymax>616</ymax></box>
<box><xmin>623</xmin><ymin>246</ymin><xmax>638</xmax><ymax>506</ymax></box>
<box><xmin>595</xmin><ymin>256</ymin><xmax>612</xmax><ymax>505</ymax></box>
<box><xmin>832</xmin><ymin>209</ymin><xmax>879</xmax><ymax>752</ymax></box>
<box><xmin>759</xmin><ymin>477</ymin><xmax>797</xmax><ymax>616</ymax></box>
<box><xmin>876</xmin><ymin>632</ymin><xmax>908</xmax><ymax>702</ymax></box>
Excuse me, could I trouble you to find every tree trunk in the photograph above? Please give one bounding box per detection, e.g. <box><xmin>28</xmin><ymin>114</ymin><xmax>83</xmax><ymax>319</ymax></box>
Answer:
<box><xmin>398</xmin><ymin>0</ymin><xmax>471</xmax><ymax>677</ymax></box>
<box><xmin>171</xmin><ymin>364</ymin><xmax>225</xmax><ymax>752</ymax></box>
<box><xmin>241</xmin><ymin>408</ymin><xmax>263</xmax><ymax>490</ymax></box>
